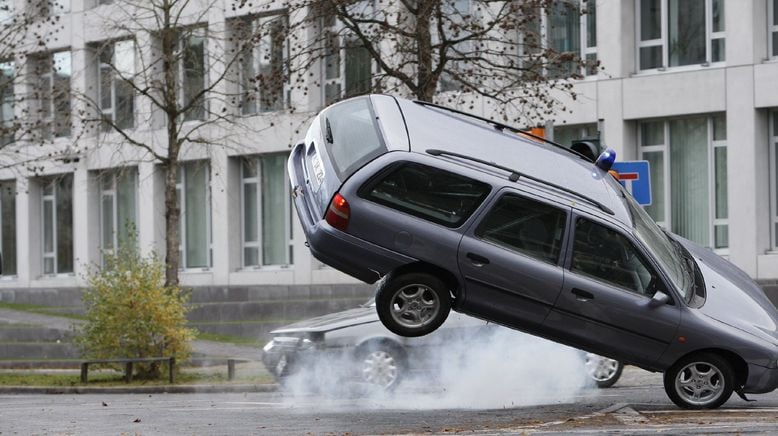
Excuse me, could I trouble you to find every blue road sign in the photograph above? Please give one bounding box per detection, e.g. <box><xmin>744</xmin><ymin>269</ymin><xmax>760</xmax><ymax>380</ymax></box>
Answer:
<box><xmin>611</xmin><ymin>161</ymin><xmax>652</xmax><ymax>206</ymax></box>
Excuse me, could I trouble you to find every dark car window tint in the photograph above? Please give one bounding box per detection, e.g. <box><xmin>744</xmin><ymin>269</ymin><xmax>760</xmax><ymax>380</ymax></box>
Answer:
<box><xmin>361</xmin><ymin>162</ymin><xmax>491</xmax><ymax>228</ymax></box>
<box><xmin>475</xmin><ymin>194</ymin><xmax>567</xmax><ymax>264</ymax></box>
<box><xmin>324</xmin><ymin>98</ymin><xmax>387</xmax><ymax>180</ymax></box>
<box><xmin>571</xmin><ymin>218</ymin><xmax>659</xmax><ymax>296</ymax></box>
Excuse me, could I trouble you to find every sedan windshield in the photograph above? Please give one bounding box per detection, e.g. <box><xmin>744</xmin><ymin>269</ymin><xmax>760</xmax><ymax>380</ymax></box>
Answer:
<box><xmin>621</xmin><ymin>188</ymin><xmax>691</xmax><ymax>299</ymax></box>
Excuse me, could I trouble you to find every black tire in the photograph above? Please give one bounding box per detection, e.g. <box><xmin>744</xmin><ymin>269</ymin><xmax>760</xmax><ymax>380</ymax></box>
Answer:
<box><xmin>375</xmin><ymin>272</ymin><xmax>451</xmax><ymax>338</ymax></box>
<box><xmin>585</xmin><ymin>354</ymin><xmax>624</xmax><ymax>388</ymax></box>
<box><xmin>355</xmin><ymin>341</ymin><xmax>406</xmax><ymax>391</ymax></box>
<box><xmin>663</xmin><ymin>352</ymin><xmax>735</xmax><ymax>409</ymax></box>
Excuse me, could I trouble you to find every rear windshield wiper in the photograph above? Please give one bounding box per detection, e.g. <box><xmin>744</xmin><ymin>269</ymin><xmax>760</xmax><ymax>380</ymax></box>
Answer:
<box><xmin>325</xmin><ymin>118</ymin><xmax>334</xmax><ymax>144</ymax></box>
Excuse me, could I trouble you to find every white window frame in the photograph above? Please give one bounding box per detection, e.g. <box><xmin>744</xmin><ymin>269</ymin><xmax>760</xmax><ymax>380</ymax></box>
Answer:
<box><xmin>240</xmin><ymin>155</ymin><xmax>293</xmax><ymax>268</ymax></box>
<box><xmin>770</xmin><ymin>111</ymin><xmax>778</xmax><ymax>250</ymax></box>
<box><xmin>99</xmin><ymin>169</ymin><xmax>138</xmax><ymax>262</ymax></box>
<box><xmin>97</xmin><ymin>40</ymin><xmax>136</xmax><ymax>131</ymax></box>
<box><xmin>636</xmin><ymin>0</ymin><xmax>725</xmax><ymax>72</ymax></box>
<box><xmin>41</xmin><ymin>175</ymin><xmax>73</xmax><ymax>276</ymax></box>
<box><xmin>639</xmin><ymin>116</ymin><xmax>728</xmax><ymax>253</ymax></box>
<box><xmin>770</xmin><ymin>0</ymin><xmax>778</xmax><ymax>58</ymax></box>
<box><xmin>235</xmin><ymin>14</ymin><xmax>290</xmax><ymax>115</ymax></box>
<box><xmin>176</xmin><ymin>162</ymin><xmax>212</xmax><ymax>270</ymax></box>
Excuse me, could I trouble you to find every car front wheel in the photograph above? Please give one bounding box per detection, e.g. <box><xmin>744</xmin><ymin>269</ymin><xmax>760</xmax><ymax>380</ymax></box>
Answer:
<box><xmin>663</xmin><ymin>352</ymin><xmax>734</xmax><ymax>409</ymax></box>
<box><xmin>375</xmin><ymin>272</ymin><xmax>451</xmax><ymax>338</ymax></box>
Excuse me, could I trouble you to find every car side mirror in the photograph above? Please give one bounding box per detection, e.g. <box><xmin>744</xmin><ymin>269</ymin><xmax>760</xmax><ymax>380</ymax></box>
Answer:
<box><xmin>648</xmin><ymin>290</ymin><xmax>670</xmax><ymax>308</ymax></box>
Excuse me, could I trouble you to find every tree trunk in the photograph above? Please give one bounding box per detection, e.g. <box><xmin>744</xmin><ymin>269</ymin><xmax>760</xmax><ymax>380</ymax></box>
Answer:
<box><xmin>163</xmin><ymin>159</ymin><xmax>180</xmax><ymax>287</ymax></box>
<box><xmin>415</xmin><ymin>2</ymin><xmax>435</xmax><ymax>102</ymax></box>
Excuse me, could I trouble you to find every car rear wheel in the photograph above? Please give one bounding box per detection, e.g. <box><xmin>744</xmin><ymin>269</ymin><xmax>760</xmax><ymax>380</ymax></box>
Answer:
<box><xmin>357</xmin><ymin>343</ymin><xmax>406</xmax><ymax>390</ymax></box>
<box><xmin>663</xmin><ymin>352</ymin><xmax>734</xmax><ymax>409</ymax></box>
<box><xmin>585</xmin><ymin>353</ymin><xmax>624</xmax><ymax>388</ymax></box>
<box><xmin>375</xmin><ymin>272</ymin><xmax>451</xmax><ymax>337</ymax></box>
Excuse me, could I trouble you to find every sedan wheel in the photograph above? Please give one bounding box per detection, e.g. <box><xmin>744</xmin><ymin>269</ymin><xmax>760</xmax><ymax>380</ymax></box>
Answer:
<box><xmin>361</xmin><ymin>349</ymin><xmax>400</xmax><ymax>389</ymax></box>
<box><xmin>585</xmin><ymin>353</ymin><xmax>624</xmax><ymax>388</ymax></box>
<box><xmin>664</xmin><ymin>352</ymin><xmax>734</xmax><ymax>409</ymax></box>
<box><xmin>376</xmin><ymin>272</ymin><xmax>451</xmax><ymax>337</ymax></box>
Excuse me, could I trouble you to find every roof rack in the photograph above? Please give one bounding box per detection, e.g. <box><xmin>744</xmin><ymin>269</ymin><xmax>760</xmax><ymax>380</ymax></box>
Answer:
<box><xmin>426</xmin><ymin>149</ymin><xmax>614</xmax><ymax>215</ymax></box>
<box><xmin>413</xmin><ymin>100</ymin><xmax>593</xmax><ymax>162</ymax></box>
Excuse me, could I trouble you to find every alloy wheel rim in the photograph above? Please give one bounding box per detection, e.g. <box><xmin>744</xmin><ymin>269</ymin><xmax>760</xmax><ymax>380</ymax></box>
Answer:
<box><xmin>389</xmin><ymin>284</ymin><xmax>440</xmax><ymax>329</ymax></box>
<box><xmin>674</xmin><ymin>361</ymin><xmax>725</xmax><ymax>406</ymax></box>
<box><xmin>362</xmin><ymin>350</ymin><xmax>398</xmax><ymax>388</ymax></box>
<box><xmin>585</xmin><ymin>353</ymin><xmax>619</xmax><ymax>382</ymax></box>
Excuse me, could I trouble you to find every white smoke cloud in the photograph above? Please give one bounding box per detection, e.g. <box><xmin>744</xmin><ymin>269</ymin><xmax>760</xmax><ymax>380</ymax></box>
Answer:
<box><xmin>277</xmin><ymin>326</ymin><xmax>592</xmax><ymax>410</ymax></box>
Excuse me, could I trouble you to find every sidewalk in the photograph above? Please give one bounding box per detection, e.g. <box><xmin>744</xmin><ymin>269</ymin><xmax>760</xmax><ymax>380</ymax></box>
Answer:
<box><xmin>0</xmin><ymin>307</ymin><xmax>277</xmax><ymax>394</ymax></box>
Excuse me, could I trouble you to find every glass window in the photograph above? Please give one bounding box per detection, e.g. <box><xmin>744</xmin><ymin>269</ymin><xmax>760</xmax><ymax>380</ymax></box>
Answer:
<box><xmin>521</xmin><ymin>1</ymin><xmax>596</xmax><ymax>78</ymax></box>
<box><xmin>547</xmin><ymin>0</ymin><xmax>581</xmax><ymax>78</ymax></box>
<box><xmin>638</xmin><ymin>0</ymin><xmax>725</xmax><ymax>70</ymax></box>
<box><xmin>322</xmin><ymin>98</ymin><xmax>387</xmax><ymax>180</ymax></box>
<box><xmin>179</xmin><ymin>28</ymin><xmax>207</xmax><ymax>121</ymax></box>
<box><xmin>361</xmin><ymin>162</ymin><xmax>491</xmax><ymax>228</ymax></box>
<box><xmin>771</xmin><ymin>0</ymin><xmax>778</xmax><ymax>57</ymax></box>
<box><xmin>770</xmin><ymin>111</ymin><xmax>778</xmax><ymax>249</ymax></box>
<box><xmin>639</xmin><ymin>115</ymin><xmax>727</xmax><ymax>250</ymax></box>
<box><xmin>97</xmin><ymin>40</ymin><xmax>135</xmax><ymax>131</ymax></box>
<box><xmin>177</xmin><ymin>162</ymin><xmax>211</xmax><ymax>269</ymax></box>
<box><xmin>321</xmin><ymin>7</ymin><xmax>373</xmax><ymax>105</ymax></box>
<box><xmin>33</xmin><ymin>51</ymin><xmax>71</xmax><ymax>139</ymax></box>
<box><xmin>41</xmin><ymin>174</ymin><xmax>73</xmax><ymax>275</ymax></box>
<box><xmin>438</xmin><ymin>0</ymin><xmax>475</xmax><ymax>91</ymax></box>
<box><xmin>571</xmin><ymin>218</ymin><xmax>659</xmax><ymax>296</ymax></box>
<box><xmin>242</xmin><ymin>154</ymin><xmax>292</xmax><ymax>267</ymax></box>
<box><xmin>235</xmin><ymin>14</ymin><xmax>288</xmax><ymax>114</ymax></box>
<box><xmin>0</xmin><ymin>61</ymin><xmax>12</xmax><ymax>146</ymax></box>
<box><xmin>0</xmin><ymin>0</ymin><xmax>12</xmax><ymax>23</ymax></box>
<box><xmin>99</xmin><ymin>169</ymin><xmax>138</xmax><ymax>259</ymax></box>
<box><xmin>553</xmin><ymin>123</ymin><xmax>598</xmax><ymax>147</ymax></box>
<box><xmin>0</xmin><ymin>180</ymin><xmax>15</xmax><ymax>276</ymax></box>
<box><xmin>475</xmin><ymin>194</ymin><xmax>567</xmax><ymax>264</ymax></box>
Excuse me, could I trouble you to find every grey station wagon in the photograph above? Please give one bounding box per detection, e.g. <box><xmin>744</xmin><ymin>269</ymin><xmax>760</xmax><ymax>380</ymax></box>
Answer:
<box><xmin>288</xmin><ymin>94</ymin><xmax>778</xmax><ymax>409</ymax></box>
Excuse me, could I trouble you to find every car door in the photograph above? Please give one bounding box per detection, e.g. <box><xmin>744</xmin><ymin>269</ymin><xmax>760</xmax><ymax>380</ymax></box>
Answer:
<box><xmin>544</xmin><ymin>214</ymin><xmax>681</xmax><ymax>367</ymax></box>
<box><xmin>456</xmin><ymin>188</ymin><xmax>570</xmax><ymax>332</ymax></box>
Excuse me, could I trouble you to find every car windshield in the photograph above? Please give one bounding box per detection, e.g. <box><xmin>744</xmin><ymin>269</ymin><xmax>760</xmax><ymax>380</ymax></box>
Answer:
<box><xmin>620</xmin><ymin>186</ymin><xmax>691</xmax><ymax>299</ymax></box>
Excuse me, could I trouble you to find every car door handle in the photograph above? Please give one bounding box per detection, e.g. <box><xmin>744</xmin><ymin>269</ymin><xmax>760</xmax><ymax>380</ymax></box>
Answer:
<box><xmin>572</xmin><ymin>288</ymin><xmax>594</xmax><ymax>301</ymax></box>
<box><xmin>466</xmin><ymin>252</ymin><xmax>490</xmax><ymax>266</ymax></box>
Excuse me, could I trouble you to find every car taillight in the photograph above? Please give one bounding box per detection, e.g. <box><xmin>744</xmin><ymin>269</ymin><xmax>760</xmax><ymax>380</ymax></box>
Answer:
<box><xmin>325</xmin><ymin>193</ymin><xmax>350</xmax><ymax>231</ymax></box>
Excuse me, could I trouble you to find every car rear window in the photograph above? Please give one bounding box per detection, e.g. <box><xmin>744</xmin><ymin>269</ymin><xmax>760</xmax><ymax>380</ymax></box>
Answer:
<box><xmin>360</xmin><ymin>162</ymin><xmax>491</xmax><ymax>228</ymax></box>
<box><xmin>323</xmin><ymin>98</ymin><xmax>387</xmax><ymax>180</ymax></box>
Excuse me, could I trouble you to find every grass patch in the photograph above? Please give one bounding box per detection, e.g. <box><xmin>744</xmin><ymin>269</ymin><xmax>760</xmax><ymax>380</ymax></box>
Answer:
<box><xmin>0</xmin><ymin>302</ymin><xmax>85</xmax><ymax>321</ymax></box>
<box><xmin>195</xmin><ymin>331</ymin><xmax>264</xmax><ymax>347</ymax></box>
<box><xmin>0</xmin><ymin>367</ymin><xmax>274</xmax><ymax>387</ymax></box>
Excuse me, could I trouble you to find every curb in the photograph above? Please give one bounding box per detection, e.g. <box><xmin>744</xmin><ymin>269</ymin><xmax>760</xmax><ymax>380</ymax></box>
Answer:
<box><xmin>0</xmin><ymin>383</ymin><xmax>279</xmax><ymax>395</ymax></box>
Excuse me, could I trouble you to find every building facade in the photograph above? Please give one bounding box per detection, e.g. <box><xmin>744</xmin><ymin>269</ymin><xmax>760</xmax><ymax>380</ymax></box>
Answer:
<box><xmin>0</xmin><ymin>0</ymin><xmax>777</xmax><ymax>299</ymax></box>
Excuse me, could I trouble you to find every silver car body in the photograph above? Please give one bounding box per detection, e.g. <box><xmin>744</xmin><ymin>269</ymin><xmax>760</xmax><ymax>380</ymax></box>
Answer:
<box><xmin>288</xmin><ymin>95</ymin><xmax>778</xmax><ymax>395</ymax></box>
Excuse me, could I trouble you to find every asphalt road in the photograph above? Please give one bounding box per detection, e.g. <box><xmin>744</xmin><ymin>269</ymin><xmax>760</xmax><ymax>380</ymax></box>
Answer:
<box><xmin>3</xmin><ymin>368</ymin><xmax>778</xmax><ymax>435</ymax></box>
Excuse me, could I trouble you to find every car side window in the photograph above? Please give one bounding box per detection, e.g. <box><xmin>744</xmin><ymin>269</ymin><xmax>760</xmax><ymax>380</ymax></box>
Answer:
<box><xmin>571</xmin><ymin>218</ymin><xmax>662</xmax><ymax>297</ymax></box>
<box><xmin>360</xmin><ymin>162</ymin><xmax>491</xmax><ymax>228</ymax></box>
<box><xmin>474</xmin><ymin>193</ymin><xmax>567</xmax><ymax>264</ymax></box>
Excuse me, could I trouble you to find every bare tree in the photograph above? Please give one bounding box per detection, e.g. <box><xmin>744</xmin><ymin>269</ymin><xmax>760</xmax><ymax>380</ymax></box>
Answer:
<box><xmin>0</xmin><ymin>0</ymin><xmax>67</xmax><ymax>170</ymax></box>
<box><xmin>69</xmin><ymin>0</ymin><xmax>278</xmax><ymax>286</ymax></box>
<box><xmin>237</xmin><ymin>0</ymin><xmax>597</xmax><ymax>125</ymax></box>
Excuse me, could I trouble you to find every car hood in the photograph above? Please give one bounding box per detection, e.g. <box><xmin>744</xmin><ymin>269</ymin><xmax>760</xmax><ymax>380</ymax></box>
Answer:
<box><xmin>678</xmin><ymin>237</ymin><xmax>778</xmax><ymax>346</ymax></box>
<box><xmin>270</xmin><ymin>306</ymin><xmax>378</xmax><ymax>335</ymax></box>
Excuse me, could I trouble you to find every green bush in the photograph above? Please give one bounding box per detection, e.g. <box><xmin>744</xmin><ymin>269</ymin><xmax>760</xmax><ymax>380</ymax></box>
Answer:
<box><xmin>76</xmin><ymin>237</ymin><xmax>195</xmax><ymax>379</ymax></box>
